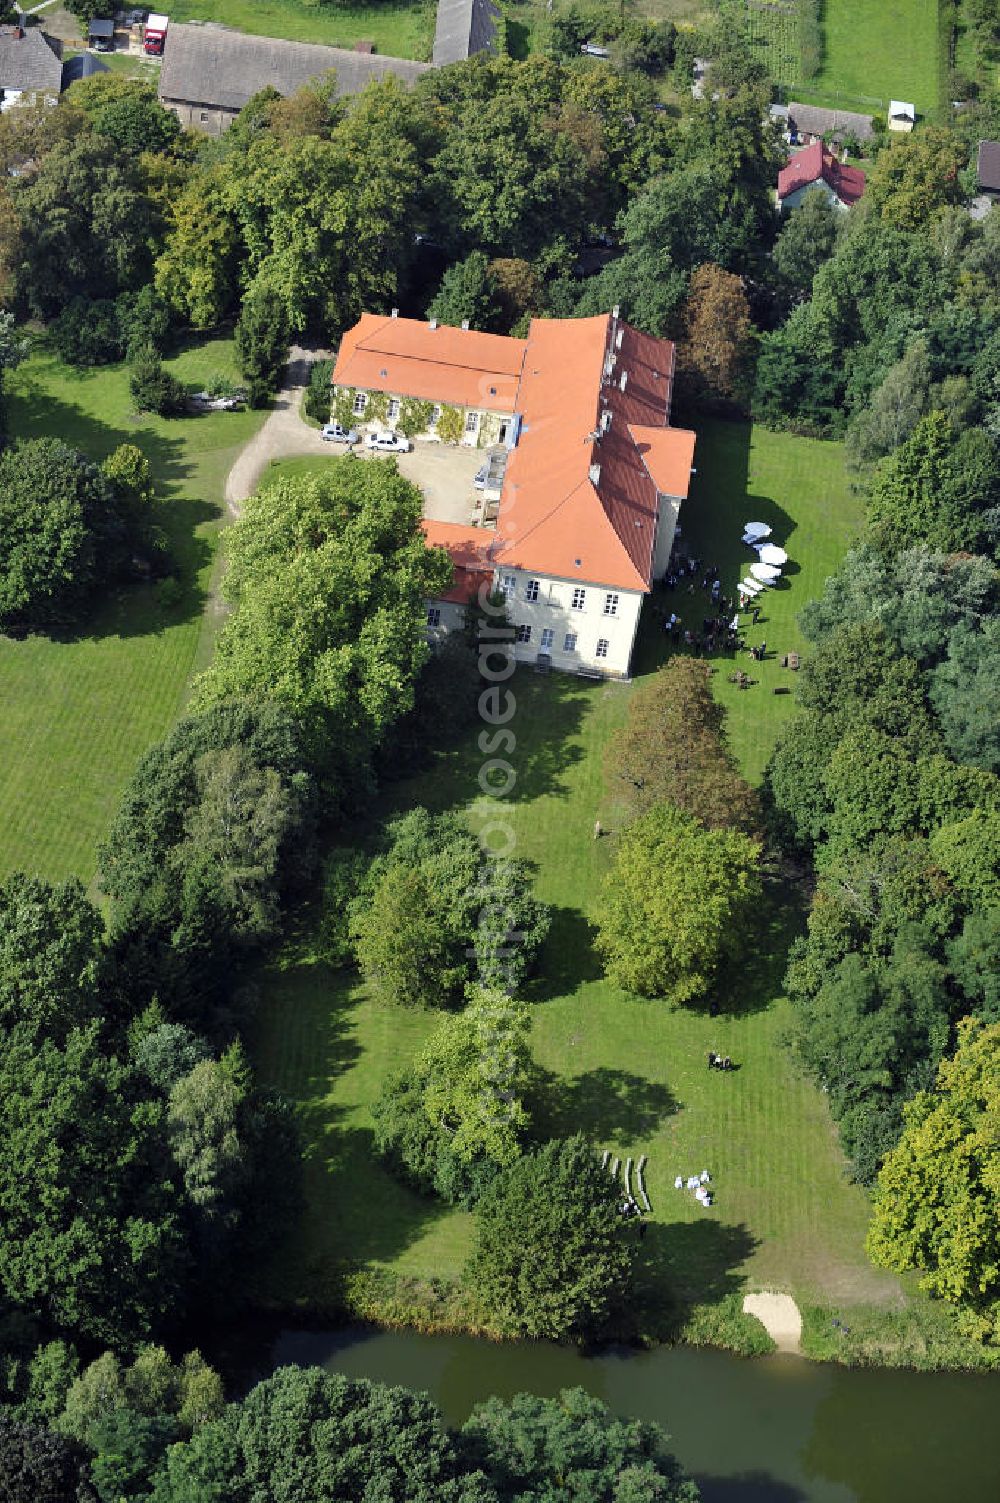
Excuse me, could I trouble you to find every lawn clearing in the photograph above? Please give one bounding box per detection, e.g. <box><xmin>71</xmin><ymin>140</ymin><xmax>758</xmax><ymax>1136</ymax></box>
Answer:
<box><xmin>251</xmin><ymin>420</ymin><xmax>896</xmax><ymax>1326</ymax></box>
<box><xmin>0</xmin><ymin>339</ymin><xmax>266</xmax><ymax>886</ymax></box>
<box><xmin>800</xmin><ymin>0</ymin><xmax>940</xmax><ymax>114</ymax></box>
<box><xmin>167</xmin><ymin>0</ymin><xmax>436</xmax><ymax>61</ymax></box>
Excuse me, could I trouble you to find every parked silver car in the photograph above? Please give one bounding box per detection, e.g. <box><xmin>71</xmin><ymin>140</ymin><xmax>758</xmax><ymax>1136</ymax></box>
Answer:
<box><xmin>321</xmin><ymin>422</ymin><xmax>359</xmax><ymax>443</ymax></box>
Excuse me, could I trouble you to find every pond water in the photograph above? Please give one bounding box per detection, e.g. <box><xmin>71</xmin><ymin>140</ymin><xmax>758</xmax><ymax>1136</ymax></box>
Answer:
<box><xmin>261</xmin><ymin>1324</ymin><xmax>1000</xmax><ymax>1503</ymax></box>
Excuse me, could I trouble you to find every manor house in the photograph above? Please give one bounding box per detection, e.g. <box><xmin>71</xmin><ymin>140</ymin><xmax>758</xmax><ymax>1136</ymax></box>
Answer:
<box><xmin>332</xmin><ymin>311</ymin><xmax>696</xmax><ymax>679</ymax></box>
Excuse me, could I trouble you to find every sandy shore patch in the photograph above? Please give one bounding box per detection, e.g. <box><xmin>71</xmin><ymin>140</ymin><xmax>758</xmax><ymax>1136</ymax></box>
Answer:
<box><xmin>743</xmin><ymin>1291</ymin><xmax>803</xmax><ymax>1354</ymax></box>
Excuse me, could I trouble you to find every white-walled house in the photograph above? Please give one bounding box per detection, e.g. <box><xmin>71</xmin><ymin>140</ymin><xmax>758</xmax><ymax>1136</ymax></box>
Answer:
<box><xmin>332</xmin><ymin>312</ymin><xmax>697</xmax><ymax>679</ymax></box>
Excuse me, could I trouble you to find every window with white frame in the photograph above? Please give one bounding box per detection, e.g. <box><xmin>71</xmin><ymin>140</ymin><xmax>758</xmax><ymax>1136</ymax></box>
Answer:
<box><xmin>603</xmin><ymin>593</ymin><xmax>619</xmax><ymax>616</ymax></box>
<box><xmin>431</xmin><ymin>404</ymin><xmax>441</xmax><ymax>425</ymax></box>
<box><xmin>540</xmin><ymin>628</ymin><xmax>554</xmax><ymax>650</ymax></box>
<box><xmin>595</xmin><ymin>638</ymin><xmax>609</xmax><ymax>659</ymax></box>
<box><xmin>387</xmin><ymin>398</ymin><xmax>400</xmax><ymax>421</ymax></box>
<box><xmin>571</xmin><ymin>587</ymin><xmax>586</xmax><ymax>611</ymax></box>
<box><xmin>465</xmin><ymin>410</ymin><xmax>479</xmax><ymax>433</ymax></box>
<box><xmin>516</xmin><ymin>624</ymin><xmax>532</xmax><ymax>643</ymax></box>
<box><xmin>563</xmin><ymin>632</ymin><xmax>578</xmax><ymax>652</ymax></box>
<box><xmin>352</xmin><ymin>391</ymin><xmax>367</xmax><ymax>416</ymax></box>
<box><xmin>500</xmin><ymin>575</ymin><xmax>516</xmax><ymax>599</ymax></box>
<box><xmin>524</xmin><ymin>579</ymin><xmax>539</xmax><ymax>602</ymax></box>
<box><xmin>426</xmin><ymin>606</ymin><xmax>441</xmax><ymax>628</ymax></box>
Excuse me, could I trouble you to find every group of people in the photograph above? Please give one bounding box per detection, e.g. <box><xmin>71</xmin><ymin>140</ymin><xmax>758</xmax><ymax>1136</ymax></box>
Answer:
<box><xmin>748</xmin><ymin>641</ymin><xmax>767</xmax><ymax>662</ymax></box>
<box><xmin>707</xmin><ymin>1050</ymin><xmax>736</xmax><ymax>1072</ymax></box>
<box><xmin>657</xmin><ymin>553</ymin><xmax>752</xmax><ymax>656</ymax></box>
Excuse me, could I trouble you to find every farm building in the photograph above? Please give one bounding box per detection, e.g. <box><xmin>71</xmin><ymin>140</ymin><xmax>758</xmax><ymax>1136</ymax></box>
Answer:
<box><xmin>888</xmin><ymin>99</ymin><xmax>916</xmax><ymax>132</ymax></box>
<box><xmin>786</xmin><ymin>101</ymin><xmax>873</xmax><ymax>145</ymax></box>
<box><xmin>157</xmin><ymin>22</ymin><xmax>430</xmax><ymax>134</ymax></box>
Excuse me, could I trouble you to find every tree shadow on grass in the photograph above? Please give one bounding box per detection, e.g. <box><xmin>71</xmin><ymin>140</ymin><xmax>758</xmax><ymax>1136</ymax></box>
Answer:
<box><xmin>633</xmin><ymin>1219</ymin><xmax>759</xmax><ymax>1340</ymax></box>
<box><xmin>374</xmin><ymin>667</ymin><xmax>595</xmax><ymax>825</ymax></box>
<box><xmin>526</xmin><ymin>905</ymin><xmax>604</xmax><ymax>1001</ymax></box>
<box><xmin>531</xmin><ymin>1065</ymin><xmax>679</xmax><ymax>1145</ymax></box>
<box><xmin>256</xmin><ymin>960</ymin><xmax>464</xmax><ymax>1270</ymax></box>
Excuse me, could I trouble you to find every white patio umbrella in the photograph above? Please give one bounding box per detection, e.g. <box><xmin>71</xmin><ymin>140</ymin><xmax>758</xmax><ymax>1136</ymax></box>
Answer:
<box><xmin>743</xmin><ymin>522</ymin><xmax>772</xmax><ymax>540</ymax></box>
<box><xmin>756</xmin><ymin>543</ymin><xmax>788</xmax><ymax>566</ymax></box>
<box><xmin>739</xmin><ymin>577</ymin><xmax>763</xmax><ymax>596</ymax></box>
<box><xmin>751</xmin><ymin>561</ymin><xmax>781</xmax><ymax>583</ymax></box>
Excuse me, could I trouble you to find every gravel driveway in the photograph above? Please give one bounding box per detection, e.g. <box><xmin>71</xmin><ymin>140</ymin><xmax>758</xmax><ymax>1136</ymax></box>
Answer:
<box><xmin>224</xmin><ymin>344</ymin><xmax>333</xmax><ymax>514</ymax></box>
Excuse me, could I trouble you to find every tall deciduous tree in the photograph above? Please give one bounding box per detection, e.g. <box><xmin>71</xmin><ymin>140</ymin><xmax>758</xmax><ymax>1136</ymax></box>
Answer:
<box><xmin>470</xmin><ymin>1134</ymin><xmax>634</xmax><ymax>1342</ymax></box>
<box><xmin>0</xmin><ymin>1020</ymin><xmax>188</xmax><ymax>1345</ymax></box>
<box><xmin>372</xmin><ymin>988</ymin><xmax>532</xmax><ymax>1205</ymax></box>
<box><xmin>867</xmin><ymin>1018</ymin><xmax>1000</xmax><ymax>1332</ymax></box>
<box><xmin>676</xmin><ymin>263</ymin><xmax>754</xmax><ymax>408</ymax></box>
<box><xmin>460</xmin><ymin>1387</ymin><xmax>699</xmax><ymax>1503</ymax></box>
<box><xmin>0</xmin><ymin>438</ymin><xmax>123</xmax><ymax>628</ymax></box>
<box><xmin>605</xmin><ymin>657</ymin><xmax>759</xmax><ymax>833</ymax></box>
<box><xmin>195</xmin><ymin>461</ymin><xmax>452</xmax><ymax>781</ymax></box>
<box><xmin>595</xmin><ymin>804</ymin><xmax>762</xmax><ymax>1004</ymax></box>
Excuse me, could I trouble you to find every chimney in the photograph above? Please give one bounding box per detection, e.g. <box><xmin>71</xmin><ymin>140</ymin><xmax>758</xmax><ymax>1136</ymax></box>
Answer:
<box><xmin>589</xmin><ymin>462</ymin><xmax>601</xmax><ymax>487</ymax></box>
<box><xmin>461</xmin><ymin>319</ymin><xmax>470</xmax><ymax>330</ymax></box>
<box><xmin>429</xmin><ymin>319</ymin><xmax>438</xmax><ymax>330</ymax></box>
<box><xmin>619</xmin><ymin>370</ymin><xmax>628</xmax><ymax>392</ymax></box>
<box><xmin>390</xmin><ymin>307</ymin><xmax>398</xmax><ymax>318</ymax></box>
<box><xmin>600</xmin><ymin>409</ymin><xmax>612</xmax><ymax>433</ymax></box>
<box><xmin>612</xmin><ymin>304</ymin><xmax>620</xmax><ymax>319</ymax></box>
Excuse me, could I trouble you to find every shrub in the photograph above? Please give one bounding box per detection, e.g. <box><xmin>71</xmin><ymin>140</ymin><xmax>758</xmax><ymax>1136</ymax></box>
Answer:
<box><xmin>49</xmin><ymin>297</ymin><xmax>124</xmax><ymax>366</ymax></box>
<box><xmin>129</xmin><ymin>350</ymin><xmax>187</xmax><ymax>416</ymax></box>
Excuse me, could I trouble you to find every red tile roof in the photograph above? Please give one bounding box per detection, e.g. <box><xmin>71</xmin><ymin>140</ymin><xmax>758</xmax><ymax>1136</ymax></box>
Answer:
<box><xmin>777</xmin><ymin>140</ymin><xmax>866</xmax><ymax>206</ymax></box>
<box><xmin>333</xmin><ymin>313</ymin><xmax>526</xmax><ymax>411</ymax></box>
<box><xmin>420</xmin><ymin>519</ymin><xmax>495</xmax><ymax>604</ymax></box>
<box><xmin>340</xmin><ymin>313</ymin><xmax>696</xmax><ymax>595</ymax></box>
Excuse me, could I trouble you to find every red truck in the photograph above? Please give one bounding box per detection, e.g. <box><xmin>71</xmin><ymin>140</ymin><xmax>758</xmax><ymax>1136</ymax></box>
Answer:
<box><xmin>143</xmin><ymin>13</ymin><xmax>168</xmax><ymax>55</ymax></box>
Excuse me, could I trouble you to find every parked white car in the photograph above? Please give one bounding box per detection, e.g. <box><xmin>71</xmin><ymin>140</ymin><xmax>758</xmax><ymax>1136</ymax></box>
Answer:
<box><xmin>321</xmin><ymin>422</ymin><xmax>358</xmax><ymax>444</ymax></box>
<box><xmin>365</xmin><ymin>430</ymin><xmax>412</xmax><ymax>453</ymax></box>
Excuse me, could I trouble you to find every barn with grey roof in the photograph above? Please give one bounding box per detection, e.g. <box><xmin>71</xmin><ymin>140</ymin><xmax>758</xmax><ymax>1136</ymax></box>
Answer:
<box><xmin>158</xmin><ymin>21</ymin><xmax>431</xmax><ymax>135</ymax></box>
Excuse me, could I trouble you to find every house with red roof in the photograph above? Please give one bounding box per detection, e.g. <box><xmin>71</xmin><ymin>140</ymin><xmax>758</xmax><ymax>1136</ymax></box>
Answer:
<box><xmin>777</xmin><ymin>141</ymin><xmax>866</xmax><ymax>212</ymax></box>
<box><xmin>332</xmin><ymin>311</ymin><xmax>696</xmax><ymax>678</ymax></box>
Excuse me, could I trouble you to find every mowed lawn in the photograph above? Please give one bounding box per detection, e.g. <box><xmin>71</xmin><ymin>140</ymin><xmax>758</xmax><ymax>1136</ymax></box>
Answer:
<box><xmin>167</xmin><ymin>0</ymin><xmax>436</xmax><ymax>60</ymax></box>
<box><xmin>251</xmin><ymin>420</ymin><xmax>900</xmax><ymax>1317</ymax></box>
<box><xmin>0</xmin><ymin>340</ymin><xmax>266</xmax><ymax>885</ymax></box>
<box><xmin>805</xmin><ymin>0</ymin><xmax>940</xmax><ymax>112</ymax></box>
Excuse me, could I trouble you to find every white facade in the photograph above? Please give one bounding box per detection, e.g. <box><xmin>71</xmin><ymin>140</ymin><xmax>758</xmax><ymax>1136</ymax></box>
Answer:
<box><xmin>779</xmin><ymin>179</ymin><xmax>850</xmax><ymax>213</ymax></box>
<box><xmin>495</xmin><ymin>567</ymin><xmax>643</xmax><ymax>678</ymax></box>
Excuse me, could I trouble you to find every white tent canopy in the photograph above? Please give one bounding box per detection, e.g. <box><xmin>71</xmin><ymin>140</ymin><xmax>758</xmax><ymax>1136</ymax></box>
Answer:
<box><xmin>756</xmin><ymin>544</ymin><xmax>788</xmax><ymax>565</ymax></box>
<box><xmin>751</xmin><ymin>561</ymin><xmax>781</xmax><ymax>582</ymax></box>
<box><xmin>739</xmin><ymin>577</ymin><xmax>763</xmax><ymax>596</ymax></box>
<box><xmin>743</xmin><ymin>522</ymin><xmax>772</xmax><ymax>540</ymax></box>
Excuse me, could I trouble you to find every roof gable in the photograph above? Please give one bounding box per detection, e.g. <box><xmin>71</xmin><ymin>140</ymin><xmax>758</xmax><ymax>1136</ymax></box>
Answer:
<box><xmin>433</xmin><ymin>0</ymin><xmax>499</xmax><ymax>65</ymax></box>
<box><xmin>0</xmin><ymin>27</ymin><xmax>62</xmax><ymax>93</ymax></box>
<box><xmin>332</xmin><ymin>313</ymin><xmax>526</xmax><ymax>410</ymax></box>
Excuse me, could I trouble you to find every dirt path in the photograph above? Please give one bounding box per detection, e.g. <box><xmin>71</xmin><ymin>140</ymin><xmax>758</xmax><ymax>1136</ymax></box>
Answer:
<box><xmin>224</xmin><ymin>344</ymin><xmax>333</xmax><ymax>515</ymax></box>
<box><xmin>743</xmin><ymin>1291</ymin><xmax>803</xmax><ymax>1354</ymax></box>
